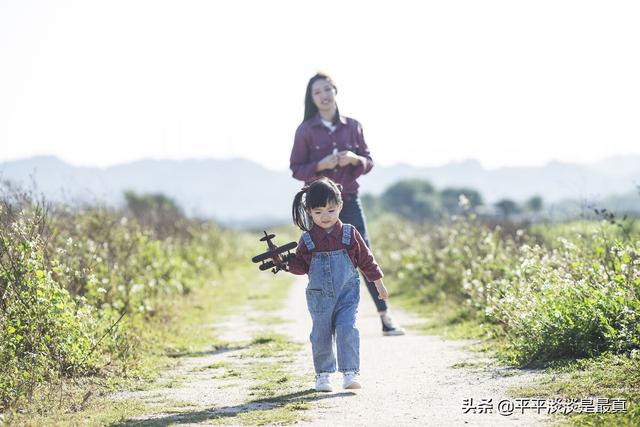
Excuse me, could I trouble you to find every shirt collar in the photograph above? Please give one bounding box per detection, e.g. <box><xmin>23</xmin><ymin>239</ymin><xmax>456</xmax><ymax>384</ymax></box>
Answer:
<box><xmin>310</xmin><ymin>113</ymin><xmax>347</xmax><ymax>128</ymax></box>
<box><xmin>309</xmin><ymin>218</ymin><xmax>344</xmax><ymax>242</ymax></box>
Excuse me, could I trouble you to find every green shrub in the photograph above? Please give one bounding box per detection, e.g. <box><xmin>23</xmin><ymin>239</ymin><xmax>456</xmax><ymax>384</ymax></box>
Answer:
<box><xmin>371</xmin><ymin>211</ymin><xmax>640</xmax><ymax>366</ymax></box>
<box><xmin>0</xmin><ymin>200</ymin><xmax>94</xmax><ymax>409</ymax></box>
<box><xmin>0</xmin><ymin>183</ymin><xmax>243</xmax><ymax>411</ymax></box>
<box><xmin>498</xmin><ymin>237</ymin><xmax>640</xmax><ymax>365</ymax></box>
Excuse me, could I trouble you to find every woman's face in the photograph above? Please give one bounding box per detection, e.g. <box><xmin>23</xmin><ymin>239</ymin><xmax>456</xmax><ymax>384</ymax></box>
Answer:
<box><xmin>311</xmin><ymin>79</ymin><xmax>336</xmax><ymax>114</ymax></box>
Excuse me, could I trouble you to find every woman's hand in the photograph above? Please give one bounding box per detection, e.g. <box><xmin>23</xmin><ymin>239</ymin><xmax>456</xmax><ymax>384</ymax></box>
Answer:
<box><xmin>337</xmin><ymin>150</ymin><xmax>361</xmax><ymax>167</ymax></box>
<box><xmin>374</xmin><ymin>279</ymin><xmax>389</xmax><ymax>300</ymax></box>
<box><xmin>316</xmin><ymin>152</ymin><xmax>339</xmax><ymax>171</ymax></box>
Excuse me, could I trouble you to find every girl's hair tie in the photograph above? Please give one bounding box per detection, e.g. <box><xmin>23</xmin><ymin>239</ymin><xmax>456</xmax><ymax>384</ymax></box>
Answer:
<box><xmin>301</xmin><ymin>185</ymin><xmax>310</xmax><ymax>192</ymax></box>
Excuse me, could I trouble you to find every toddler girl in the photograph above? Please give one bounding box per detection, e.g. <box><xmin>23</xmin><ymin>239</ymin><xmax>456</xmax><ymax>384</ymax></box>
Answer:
<box><xmin>287</xmin><ymin>177</ymin><xmax>388</xmax><ymax>392</ymax></box>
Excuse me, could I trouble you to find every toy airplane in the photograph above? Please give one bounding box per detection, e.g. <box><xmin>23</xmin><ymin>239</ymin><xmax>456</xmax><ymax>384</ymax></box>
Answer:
<box><xmin>251</xmin><ymin>231</ymin><xmax>297</xmax><ymax>274</ymax></box>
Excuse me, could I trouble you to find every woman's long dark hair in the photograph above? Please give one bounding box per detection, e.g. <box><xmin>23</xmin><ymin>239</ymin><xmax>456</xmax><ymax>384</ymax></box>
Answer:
<box><xmin>303</xmin><ymin>72</ymin><xmax>341</xmax><ymax>123</ymax></box>
<box><xmin>292</xmin><ymin>178</ymin><xmax>343</xmax><ymax>231</ymax></box>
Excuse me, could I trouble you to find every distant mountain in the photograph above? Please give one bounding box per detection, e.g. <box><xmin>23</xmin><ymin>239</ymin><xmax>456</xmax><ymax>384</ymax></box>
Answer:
<box><xmin>359</xmin><ymin>158</ymin><xmax>640</xmax><ymax>203</ymax></box>
<box><xmin>1</xmin><ymin>155</ymin><xmax>639</xmax><ymax>225</ymax></box>
<box><xmin>590</xmin><ymin>155</ymin><xmax>640</xmax><ymax>177</ymax></box>
<box><xmin>0</xmin><ymin>156</ymin><xmax>301</xmax><ymax>224</ymax></box>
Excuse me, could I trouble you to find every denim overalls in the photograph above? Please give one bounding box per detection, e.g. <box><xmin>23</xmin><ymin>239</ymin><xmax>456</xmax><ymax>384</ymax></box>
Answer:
<box><xmin>302</xmin><ymin>224</ymin><xmax>360</xmax><ymax>374</ymax></box>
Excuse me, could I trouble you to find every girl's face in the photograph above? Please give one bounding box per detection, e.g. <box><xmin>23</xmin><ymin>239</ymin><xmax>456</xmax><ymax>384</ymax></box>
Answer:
<box><xmin>311</xmin><ymin>79</ymin><xmax>336</xmax><ymax>114</ymax></box>
<box><xmin>308</xmin><ymin>201</ymin><xmax>342</xmax><ymax>231</ymax></box>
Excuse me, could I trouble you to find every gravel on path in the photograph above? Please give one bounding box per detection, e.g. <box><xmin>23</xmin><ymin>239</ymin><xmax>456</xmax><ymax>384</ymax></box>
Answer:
<box><xmin>277</xmin><ymin>275</ymin><xmax>554</xmax><ymax>426</ymax></box>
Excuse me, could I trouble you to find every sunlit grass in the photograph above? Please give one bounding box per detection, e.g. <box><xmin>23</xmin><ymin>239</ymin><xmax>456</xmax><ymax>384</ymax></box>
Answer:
<box><xmin>370</xmin><ymin>215</ymin><xmax>640</xmax><ymax>425</ymax></box>
<box><xmin>6</xmin><ymin>266</ymin><xmax>294</xmax><ymax>426</ymax></box>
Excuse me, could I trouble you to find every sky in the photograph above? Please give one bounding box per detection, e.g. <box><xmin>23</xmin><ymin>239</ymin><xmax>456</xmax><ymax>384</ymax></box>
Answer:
<box><xmin>1</xmin><ymin>0</ymin><xmax>639</xmax><ymax>172</ymax></box>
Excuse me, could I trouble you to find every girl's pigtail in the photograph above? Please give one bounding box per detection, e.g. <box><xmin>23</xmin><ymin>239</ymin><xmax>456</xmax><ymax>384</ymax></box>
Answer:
<box><xmin>292</xmin><ymin>186</ymin><xmax>310</xmax><ymax>231</ymax></box>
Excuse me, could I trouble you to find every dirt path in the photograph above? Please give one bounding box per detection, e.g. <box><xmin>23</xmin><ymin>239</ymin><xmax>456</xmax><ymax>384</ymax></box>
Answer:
<box><xmin>278</xmin><ymin>276</ymin><xmax>552</xmax><ymax>426</ymax></box>
<box><xmin>111</xmin><ymin>277</ymin><xmax>554</xmax><ymax>426</ymax></box>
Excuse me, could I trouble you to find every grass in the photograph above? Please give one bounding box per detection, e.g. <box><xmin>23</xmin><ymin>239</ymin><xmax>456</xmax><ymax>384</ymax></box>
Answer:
<box><xmin>391</xmin><ymin>291</ymin><xmax>503</xmax><ymax>348</ymax></box>
<box><xmin>245</xmin><ymin>332</ymin><xmax>302</xmax><ymax>360</ymax></box>
<box><xmin>4</xmin><ymin>265</ymin><xmax>295</xmax><ymax>426</ymax></box>
<box><xmin>203</xmin><ymin>331</ymin><xmax>311</xmax><ymax>425</ymax></box>
<box><xmin>100</xmin><ymin>270</ymin><xmax>310</xmax><ymax>426</ymax></box>
<box><xmin>451</xmin><ymin>360</ymin><xmax>491</xmax><ymax>369</ymax></box>
<box><xmin>235</xmin><ymin>402</ymin><xmax>310</xmax><ymax>425</ymax></box>
<box><xmin>246</xmin><ymin>333</ymin><xmax>304</xmax><ymax>399</ymax></box>
<box><xmin>190</xmin><ymin>361</ymin><xmax>229</xmax><ymax>373</ymax></box>
<box><xmin>511</xmin><ymin>353</ymin><xmax>640</xmax><ymax>426</ymax></box>
<box><xmin>1</xmin><ymin>399</ymin><xmax>148</xmax><ymax>427</ymax></box>
<box><xmin>98</xmin><ymin>310</ymin><xmax>313</xmax><ymax>426</ymax></box>
<box><xmin>391</xmin><ymin>286</ymin><xmax>640</xmax><ymax>426</ymax></box>
<box><xmin>251</xmin><ymin>315</ymin><xmax>287</xmax><ymax>325</ymax></box>
<box><xmin>223</xmin><ymin>369</ymin><xmax>242</xmax><ymax>378</ymax></box>
<box><xmin>249</xmin><ymin>280</ymin><xmax>294</xmax><ymax>312</ymax></box>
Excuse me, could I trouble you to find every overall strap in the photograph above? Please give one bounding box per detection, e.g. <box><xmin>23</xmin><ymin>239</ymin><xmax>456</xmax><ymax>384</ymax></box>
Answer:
<box><xmin>341</xmin><ymin>224</ymin><xmax>352</xmax><ymax>246</ymax></box>
<box><xmin>302</xmin><ymin>231</ymin><xmax>315</xmax><ymax>251</ymax></box>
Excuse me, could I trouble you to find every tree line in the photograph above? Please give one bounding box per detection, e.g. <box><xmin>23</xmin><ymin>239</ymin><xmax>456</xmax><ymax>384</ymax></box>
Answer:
<box><xmin>361</xmin><ymin>179</ymin><xmax>544</xmax><ymax>222</ymax></box>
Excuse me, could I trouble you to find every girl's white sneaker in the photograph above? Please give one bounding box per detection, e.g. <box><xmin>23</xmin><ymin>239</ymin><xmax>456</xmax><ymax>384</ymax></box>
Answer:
<box><xmin>315</xmin><ymin>373</ymin><xmax>333</xmax><ymax>392</ymax></box>
<box><xmin>342</xmin><ymin>371</ymin><xmax>361</xmax><ymax>389</ymax></box>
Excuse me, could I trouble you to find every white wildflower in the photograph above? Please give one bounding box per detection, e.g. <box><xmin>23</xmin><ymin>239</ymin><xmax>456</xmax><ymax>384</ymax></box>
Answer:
<box><xmin>458</xmin><ymin>194</ymin><xmax>470</xmax><ymax>210</ymax></box>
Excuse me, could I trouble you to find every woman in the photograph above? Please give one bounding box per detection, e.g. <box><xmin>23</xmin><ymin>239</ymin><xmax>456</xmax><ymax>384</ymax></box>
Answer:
<box><xmin>289</xmin><ymin>72</ymin><xmax>405</xmax><ymax>336</ymax></box>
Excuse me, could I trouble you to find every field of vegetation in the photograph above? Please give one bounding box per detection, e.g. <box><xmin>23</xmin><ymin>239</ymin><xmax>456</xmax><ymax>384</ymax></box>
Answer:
<box><xmin>0</xmin><ymin>182</ymin><xmax>258</xmax><ymax>422</ymax></box>
<box><xmin>2</xmin><ymin>174</ymin><xmax>639</xmax><ymax>425</ymax></box>
<box><xmin>368</xmin><ymin>199</ymin><xmax>639</xmax><ymax>425</ymax></box>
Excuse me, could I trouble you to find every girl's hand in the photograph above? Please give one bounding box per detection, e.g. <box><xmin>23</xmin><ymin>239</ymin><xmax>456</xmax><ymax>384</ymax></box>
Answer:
<box><xmin>337</xmin><ymin>150</ymin><xmax>361</xmax><ymax>167</ymax></box>
<box><xmin>374</xmin><ymin>279</ymin><xmax>389</xmax><ymax>300</ymax></box>
<box><xmin>317</xmin><ymin>152</ymin><xmax>339</xmax><ymax>171</ymax></box>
